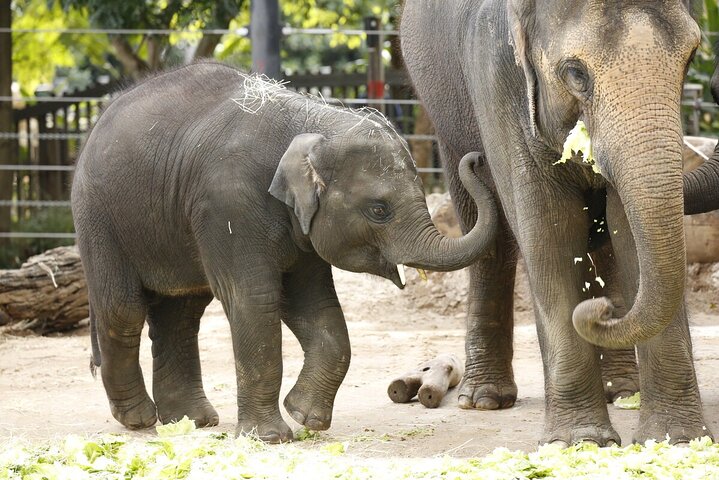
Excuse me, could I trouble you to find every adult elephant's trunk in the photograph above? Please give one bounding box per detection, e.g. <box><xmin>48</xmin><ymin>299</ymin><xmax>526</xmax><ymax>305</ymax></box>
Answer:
<box><xmin>684</xmin><ymin>136</ymin><xmax>719</xmax><ymax>215</ymax></box>
<box><xmin>573</xmin><ymin>81</ymin><xmax>686</xmax><ymax>349</ymax></box>
<box><xmin>684</xmin><ymin>66</ymin><xmax>719</xmax><ymax>215</ymax></box>
<box><xmin>385</xmin><ymin>152</ymin><xmax>498</xmax><ymax>272</ymax></box>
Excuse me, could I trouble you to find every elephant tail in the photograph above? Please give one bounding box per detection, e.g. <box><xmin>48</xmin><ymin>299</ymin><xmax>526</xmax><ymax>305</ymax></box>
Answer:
<box><xmin>89</xmin><ymin>303</ymin><xmax>101</xmax><ymax>378</ymax></box>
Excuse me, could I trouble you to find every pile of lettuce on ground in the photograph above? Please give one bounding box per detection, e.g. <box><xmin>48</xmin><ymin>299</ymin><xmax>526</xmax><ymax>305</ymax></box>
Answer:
<box><xmin>2</xmin><ymin>417</ymin><xmax>718</xmax><ymax>479</ymax></box>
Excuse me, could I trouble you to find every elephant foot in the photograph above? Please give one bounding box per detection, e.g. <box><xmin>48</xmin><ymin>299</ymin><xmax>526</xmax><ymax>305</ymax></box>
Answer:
<box><xmin>283</xmin><ymin>386</ymin><xmax>334</xmax><ymax>431</ymax></box>
<box><xmin>236</xmin><ymin>416</ymin><xmax>294</xmax><ymax>444</ymax></box>
<box><xmin>156</xmin><ymin>395</ymin><xmax>219</xmax><ymax>428</ymax></box>
<box><xmin>604</xmin><ymin>376</ymin><xmax>639</xmax><ymax>403</ymax></box>
<box><xmin>110</xmin><ymin>395</ymin><xmax>158</xmax><ymax>430</ymax></box>
<box><xmin>541</xmin><ymin>424</ymin><xmax>621</xmax><ymax>447</ymax></box>
<box><xmin>457</xmin><ymin>375</ymin><xmax>517</xmax><ymax>410</ymax></box>
<box><xmin>634</xmin><ymin>412</ymin><xmax>713</xmax><ymax>444</ymax></box>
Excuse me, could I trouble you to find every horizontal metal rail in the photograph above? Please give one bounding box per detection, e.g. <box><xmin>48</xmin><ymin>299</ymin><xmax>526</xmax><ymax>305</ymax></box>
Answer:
<box><xmin>0</xmin><ymin>96</ymin><xmax>423</xmax><ymax>105</ymax></box>
<box><xmin>0</xmin><ymin>164</ymin><xmax>76</xmax><ymax>171</ymax></box>
<box><xmin>0</xmin><ymin>132</ymin><xmax>86</xmax><ymax>140</ymax></box>
<box><xmin>0</xmin><ymin>162</ymin><xmax>442</xmax><ymax>174</ymax></box>
<box><xmin>0</xmin><ymin>232</ymin><xmax>76</xmax><ymax>239</ymax></box>
<box><xmin>0</xmin><ymin>200</ymin><xmax>72</xmax><ymax>207</ymax></box>
<box><xmin>0</xmin><ymin>96</ymin><xmax>110</xmax><ymax>103</ymax></box>
<box><xmin>0</xmin><ymin>26</ymin><xmax>399</xmax><ymax>36</ymax></box>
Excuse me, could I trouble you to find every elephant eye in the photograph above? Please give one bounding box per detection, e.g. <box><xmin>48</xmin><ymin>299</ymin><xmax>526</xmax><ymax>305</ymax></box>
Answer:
<box><xmin>365</xmin><ymin>201</ymin><xmax>393</xmax><ymax>224</ymax></box>
<box><xmin>560</xmin><ymin>60</ymin><xmax>592</xmax><ymax>98</ymax></box>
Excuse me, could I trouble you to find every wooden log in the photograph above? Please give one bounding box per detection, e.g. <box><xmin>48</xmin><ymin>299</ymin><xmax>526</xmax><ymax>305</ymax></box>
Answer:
<box><xmin>387</xmin><ymin>354</ymin><xmax>464</xmax><ymax>408</ymax></box>
<box><xmin>0</xmin><ymin>246</ymin><xmax>88</xmax><ymax>333</ymax></box>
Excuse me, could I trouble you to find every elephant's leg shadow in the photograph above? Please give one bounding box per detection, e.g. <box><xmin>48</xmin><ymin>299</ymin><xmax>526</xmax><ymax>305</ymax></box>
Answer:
<box><xmin>281</xmin><ymin>254</ymin><xmax>350</xmax><ymax>431</ymax></box>
<box><xmin>439</xmin><ymin>142</ymin><xmax>518</xmax><ymax>410</ymax></box>
<box><xmin>147</xmin><ymin>293</ymin><xmax>218</xmax><ymax>427</ymax></box>
<box><xmin>606</xmin><ymin>187</ymin><xmax>711</xmax><ymax>444</ymax></box>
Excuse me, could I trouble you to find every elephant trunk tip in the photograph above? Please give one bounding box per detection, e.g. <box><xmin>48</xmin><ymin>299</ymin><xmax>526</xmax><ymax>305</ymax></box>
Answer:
<box><xmin>572</xmin><ymin>297</ymin><xmax>628</xmax><ymax>349</ymax></box>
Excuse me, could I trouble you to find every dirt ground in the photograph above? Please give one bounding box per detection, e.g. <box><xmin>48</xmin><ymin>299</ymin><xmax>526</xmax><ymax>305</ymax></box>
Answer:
<box><xmin>1</xmin><ymin>263</ymin><xmax>718</xmax><ymax>458</ymax></box>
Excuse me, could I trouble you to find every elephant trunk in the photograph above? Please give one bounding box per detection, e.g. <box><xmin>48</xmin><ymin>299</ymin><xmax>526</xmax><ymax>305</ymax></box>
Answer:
<box><xmin>573</xmin><ymin>86</ymin><xmax>686</xmax><ymax>349</ymax></box>
<box><xmin>684</xmin><ymin>142</ymin><xmax>719</xmax><ymax>214</ymax></box>
<box><xmin>386</xmin><ymin>152</ymin><xmax>498</xmax><ymax>272</ymax></box>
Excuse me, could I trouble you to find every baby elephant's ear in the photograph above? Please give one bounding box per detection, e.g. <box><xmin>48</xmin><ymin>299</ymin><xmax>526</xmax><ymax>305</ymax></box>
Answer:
<box><xmin>269</xmin><ymin>133</ymin><xmax>327</xmax><ymax>235</ymax></box>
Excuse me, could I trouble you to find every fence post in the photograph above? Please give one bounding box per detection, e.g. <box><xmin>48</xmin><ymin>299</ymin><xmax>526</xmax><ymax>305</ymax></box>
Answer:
<box><xmin>364</xmin><ymin>16</ymin><xmax>385</xmax><ymax>114</ymax></box>
<box><xmin>0</xmin><ymin>0</ymin><xmax>13</xmax><ymax>261</ymax></box>
<box><xmin>251</xmin><ymin>0</ymin><xmax>281</xmax><ymax>80</ymax></box>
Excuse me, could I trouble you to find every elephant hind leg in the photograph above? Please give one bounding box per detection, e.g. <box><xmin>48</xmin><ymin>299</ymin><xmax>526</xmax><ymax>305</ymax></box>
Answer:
<box><xmin>147</xmin><ymin>293</ymin><xmax>218</xmax><ymax>427</ymax></box>
<box><xmin>587</xmin><ymin>242</ymin><xmax>639</xmax><ymax>403</ymax></box>
<box><xmin>79</xmin><ymin>235</ymin><xmax>157</xmax><ymax>429</ymax></box>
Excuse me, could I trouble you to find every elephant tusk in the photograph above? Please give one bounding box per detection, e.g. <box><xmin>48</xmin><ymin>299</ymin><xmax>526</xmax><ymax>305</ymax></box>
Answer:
<box><xmin>416</xmin><ymin>268</ymin><xmax>428</xmax><ymax>281</ymax></box>
<box><xmin>397</xmin><ymin>264</ymin><xmax>407</xmax><ymax>286</ymax></box>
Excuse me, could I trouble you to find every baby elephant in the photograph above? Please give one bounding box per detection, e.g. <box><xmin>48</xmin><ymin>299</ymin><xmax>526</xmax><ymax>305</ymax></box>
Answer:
<box><xmin>72</xmin><ymin>62</ymin><xmax>497</xmax><ymax>443</ymax></box>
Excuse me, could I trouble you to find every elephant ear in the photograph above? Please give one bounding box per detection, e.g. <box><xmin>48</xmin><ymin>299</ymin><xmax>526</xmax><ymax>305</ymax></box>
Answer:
<box><xmin>269</xmin><ymin>133</ymin><xmax>328</xmax><ymax>236</ymax></box>
<box><xmin>506</xmin><ymin>0</ymin><xmax>540</xmax><ymax>138</ymax></box>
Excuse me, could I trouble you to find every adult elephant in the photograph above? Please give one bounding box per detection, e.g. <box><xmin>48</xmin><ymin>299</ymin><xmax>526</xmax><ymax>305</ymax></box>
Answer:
<box><xmin>402</xmin><ymin>0</ymin><xmax>710</xmax><ymax>445</ymax></box>
<box><xmin>685</xmin><ymin>66</ymin><xmax>719</xmax><ymax>214</ymax></box>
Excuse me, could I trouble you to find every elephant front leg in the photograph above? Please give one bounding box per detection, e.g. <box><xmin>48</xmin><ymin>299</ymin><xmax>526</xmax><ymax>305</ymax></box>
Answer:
<box><xmin>214</xmin><ymin>268</ymin><xmax>292</xmax><ymax>444</ymax></box>
<box><xmin>147</xmin><ymin>293</ymin><xmax>218</xmax><ymax>427</ymax></box>
<box><xmin>606</xmin><ymin>187</ymin><xmax>711</xmax><ymax>444</ymax></box>
<box><xmin>515</xmin><ymin>183</ymin><xmax>618</xmax><ymax>446</ymax></box>
<box><xmin>281</xmin><ymin>256</ymin><xmax>350</xmax><ymax>431</ymax></box>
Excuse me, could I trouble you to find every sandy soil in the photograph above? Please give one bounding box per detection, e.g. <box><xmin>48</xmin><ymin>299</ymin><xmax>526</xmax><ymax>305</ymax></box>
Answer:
<box><xmin>1</xmin><ymin>264</ymin><xmax>718</xmax><ymax>457</ymax></box>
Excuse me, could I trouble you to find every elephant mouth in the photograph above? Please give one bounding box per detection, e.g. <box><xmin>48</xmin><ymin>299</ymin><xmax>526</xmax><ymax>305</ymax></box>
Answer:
<box><xmin>381</xmin><ymin>258</ymin><xmax>406</xmax><ymax>290</ymax></box>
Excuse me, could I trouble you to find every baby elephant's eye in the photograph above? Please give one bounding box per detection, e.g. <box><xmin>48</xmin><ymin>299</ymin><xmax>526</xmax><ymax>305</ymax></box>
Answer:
<box><xmin>372</xmin><ymin>206</ymin><xmax>386</xmax><ymax>217</ymax></box>
<box><xmin>365</xmin><ymin>201</ymin><xmax>393</xmax><ymax>223</ymax></box>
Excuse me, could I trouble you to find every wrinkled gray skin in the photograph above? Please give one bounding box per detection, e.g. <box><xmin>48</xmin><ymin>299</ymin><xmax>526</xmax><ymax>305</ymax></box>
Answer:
<box><xmin>684</xmin><ymin>64</ymin><xmax>719</xmax><ymax>214</ymax></box>
<box><xmin>402</xmin><ymin>0</ymin><xmax>711</xmax><ymax>445</ymax></box>
<box><xmin>71</xmin><ymin>62</ymin><xmax>498</xmax><ymax>443</ymax></box>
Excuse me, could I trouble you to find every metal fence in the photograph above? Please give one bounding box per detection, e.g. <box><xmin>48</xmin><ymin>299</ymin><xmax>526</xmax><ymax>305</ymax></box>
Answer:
<box><xmin>1</xmin><ymin>22</ymin><xmax>718</xmax><ymax>263</ymax></box>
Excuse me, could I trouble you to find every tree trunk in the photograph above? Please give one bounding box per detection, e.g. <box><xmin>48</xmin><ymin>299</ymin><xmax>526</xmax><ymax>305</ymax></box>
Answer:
<box><xmin>195</xmin><ymin>34</ymin><xmax>223</xmax><ymax>59</ymax></box>
<box><xmin>0</xmin><ymin>246</ymin><xmax>88</xmax><ymax>333</ymax></box>
<box><xmin>110</xmin><ymin>36</ymin><xmax>149</xmax><ymax>77</ymax></box>
<box><xmin>0</xmin><ymin>0</ymin><xmax>13</xmax><ymax>261</ymax></box>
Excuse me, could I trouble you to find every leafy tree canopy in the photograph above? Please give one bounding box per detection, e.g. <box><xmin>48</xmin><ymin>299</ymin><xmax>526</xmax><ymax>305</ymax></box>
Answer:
<box><xmin>11</xmin><ymin>0</ymin><xmax>399</xmax><ymax>95</ymax></box>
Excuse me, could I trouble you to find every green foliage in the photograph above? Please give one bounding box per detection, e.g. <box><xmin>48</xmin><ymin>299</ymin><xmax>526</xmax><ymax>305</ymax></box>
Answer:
<box><xmin>0</xmin><ymin>208</ymin><xmax>75</xmax><ymax>268</ymax></box>
<box><xmin>218</xmin><ymin>0</ymin><xmax>399</xmax><ymax>73</ymax></box>
<box><xmin>12</xmin><ymin>0</ymin><xmax>399</xmax><ymax>90</ymax></box>
<box><xmin>11</xmin><ymin>0</ymin><xmax>111</xmax><ymax>95</ymax></box>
